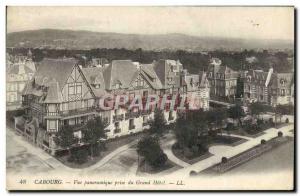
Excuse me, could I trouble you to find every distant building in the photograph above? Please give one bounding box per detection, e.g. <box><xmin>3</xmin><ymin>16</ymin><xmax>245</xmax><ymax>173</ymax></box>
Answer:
<box><xmin>207</xmin><ymin>58</ymin><xmax>238</xmax><ymax>99</ymax></box>
<box><xmin>6</xmin><ymin>56</ymin><xmax>36</xmax><ymax>111</ymax></box>
<box><xmin>243</xmin><ymin>68</ymin><xmax>294</xmax><ymax>106</ymax></box>
<box><xmin>181</xmin><ymin>70</ymin><xmax>210</xmax><ymax>110</ymax></box>
<box><xmin>269</xmin><ymin>72</ymin><xmax>294</xmax><ymax>106</ymax></box>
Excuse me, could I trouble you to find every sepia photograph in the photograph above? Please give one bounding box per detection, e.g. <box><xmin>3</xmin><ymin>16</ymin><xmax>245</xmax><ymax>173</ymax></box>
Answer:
<box><xmin>5</xmin><ymin>6</ymin><xmax>295</xmax><ymax>191</ymax></box>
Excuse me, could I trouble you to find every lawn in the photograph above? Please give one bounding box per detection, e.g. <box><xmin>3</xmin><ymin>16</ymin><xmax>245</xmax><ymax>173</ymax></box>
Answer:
<box><xmin>137</xmin><ymin>158</ymin><xmax>180</xmax><ymax>174</ymax></box>
<box><xmin>56</xmin><ymin>131</ymin><xmax>148</xmax><ymax>168</ymax></box>
<box><xmin>172</xmin><ymin>135</ymin><xmax>246</xmax><ymax>164</ymax></box>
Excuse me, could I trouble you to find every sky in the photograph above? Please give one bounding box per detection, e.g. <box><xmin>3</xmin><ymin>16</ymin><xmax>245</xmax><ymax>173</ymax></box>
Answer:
<box><xmin>7</xmin><ymin>6</ymin><xmax>294</xmax><ymax>40</ymax></box>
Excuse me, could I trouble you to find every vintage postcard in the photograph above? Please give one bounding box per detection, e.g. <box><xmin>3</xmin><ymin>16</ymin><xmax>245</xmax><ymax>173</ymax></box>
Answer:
<box><xmin>6</xmin><ymin>6</ymin><xmax>295</xmax><ymax>191</ymax></box>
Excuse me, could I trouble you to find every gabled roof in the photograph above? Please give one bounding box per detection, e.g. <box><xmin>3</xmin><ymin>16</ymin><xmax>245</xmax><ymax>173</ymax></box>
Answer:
<box><xmin>7</xmin><ymin>62</ymin><xmax>35</xmax><ymax>75</ymax></box>
<box><xmin>103</xmin><ymin>60</ymin><xmax>138</xmax><ymax>90</ymax></box>
<box><xmin>270</xmin><ymin>72</ymin><xmax>294</xmax><ymax>88</ymax></box>
<box><xmin>152</xmin><ymin>59</ymin><xmax>182</xmax><ymax>89</ymax></box>
<box><xmin>43</xmin><ymin>82</ymin><xmax>63</xmax><ymax>103</ymax></box>
<box><xmin>208</xmin><ymin>64</ymin><xmax>238</xmax><ymax>79</ymax></box>
<box><xmin>184</xmin><ymin>74</ymin><xmax>200</xmax><ymax>92</ymax></box>
<box><xmin>81</xmin><ymin>67</ymin><xmax>106</xmax><ymax>97</ymax></box>
<box><xmin>140</xmin><ymin>64</ymin><xmax>163</xmax><ymax>89</ymax></box>
<box><xmin>34</xmin><ymin>58</ymin><xmax>77</xmax><ymax>89</ymax></box>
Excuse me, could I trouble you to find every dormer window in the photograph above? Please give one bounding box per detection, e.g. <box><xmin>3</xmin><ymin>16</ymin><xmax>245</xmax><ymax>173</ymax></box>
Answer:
<box><xmin>280</xmin><ymin>79</ymin><xmax>286</xmax><ymax>86</ymax></box>
<box><xmin>95</xmin><ymin>84</ymin><xmax>100</xmax><ymax>89</ymax></box>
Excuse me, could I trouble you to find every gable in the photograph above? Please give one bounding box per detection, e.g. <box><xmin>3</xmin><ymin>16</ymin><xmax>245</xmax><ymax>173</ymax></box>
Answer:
<box><xmin>129</xmin><ymin>72</ymin><xmax>150</xmax><ymax>90</ymax></box>
<box><xmin>62</xmin><ymin>66</ymin><xmax>94</xmax><ymax>102</ymax></box>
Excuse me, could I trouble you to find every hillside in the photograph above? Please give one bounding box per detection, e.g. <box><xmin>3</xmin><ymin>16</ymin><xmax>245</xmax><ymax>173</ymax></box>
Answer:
<box><xmin>7</xmin><ymin>29</ymin><xmax>293</xmax><ymax>51</ymax></box>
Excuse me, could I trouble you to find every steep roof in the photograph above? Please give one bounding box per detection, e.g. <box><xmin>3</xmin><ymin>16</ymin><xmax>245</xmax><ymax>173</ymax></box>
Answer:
<box><xmin>103</xmin><ymin>60</ymin><xmax>138</xmax><ymax>90</ymax></box>
<box><xmin>270</xmin><ymin>72</ymin><xmax>294</xmax><ymax>88</ymax></box>
<box><xmin>43</xmin><ymin>82</ymin><xmax>63</xmax><ymax>103</ymax></box>
<box><xmin>140</xmin><ymin>64</ymin><xmax>163</xmax><ymax>89</ymax></box>
<box><xmin>81</xmin><ymin>67</ymin><xmax>106</xmax><ymax>97</ymax></box>
<box><xmin>152</xmin><ymin>59</ymin><xmax>182</xmax><ymax>89</ymax></box>
<box><xmin>184</xmin><ymin>74</ymin><xmax>200</xmax><ymax>92</ymax></box>
<box><xmin>34</xmin><ymin>58</ymin><xmax>77</xmax><ymax>89</ymax></box>
<box><xmin>7</xmin><ymin>62</ymin><xmax>35</xmax><ymax>75</ymax></box>
<box><xmin>208</xmin><ymin>64</ymin><xmax>238</xmax><ymax>79</ymax></box>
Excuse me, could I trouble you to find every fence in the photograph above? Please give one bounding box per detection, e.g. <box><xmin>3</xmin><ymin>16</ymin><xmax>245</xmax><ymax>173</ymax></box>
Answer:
<box><xmin>212</xmin><ymin>144</ymin><xmax>272</xmax><ymax>173</ymax></box>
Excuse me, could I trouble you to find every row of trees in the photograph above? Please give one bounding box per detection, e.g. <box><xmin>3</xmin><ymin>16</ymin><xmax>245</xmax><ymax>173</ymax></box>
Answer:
<box><xmin>9</xmin><ymin>47</ymin><xmax>293</xmax><ymax>74</ymax></box>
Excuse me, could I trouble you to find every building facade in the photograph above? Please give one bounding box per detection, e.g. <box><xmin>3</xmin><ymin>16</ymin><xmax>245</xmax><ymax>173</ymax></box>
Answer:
<box><xmin>18</xmin><ymin>58</ymin><xmax>210</xmax><ymax>152</ymax></box>
<box><xmin>207</xmin><ymin>58</ymin><xmax>238</xmax><ymax>99</ymax></box>
<box><xmin>242</xmin><ymin>68</ymin><xmax>294</xmax><ymax>106</ymax></box>
<box><xmin>6</xmin><ymin>56</ymin><xmax>36</xmax><ymax>111</ymax></box>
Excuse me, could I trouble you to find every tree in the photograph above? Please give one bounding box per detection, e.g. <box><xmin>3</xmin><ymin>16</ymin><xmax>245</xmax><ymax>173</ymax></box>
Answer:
<box><xmin>137</xmin><ymin>136</ymin><xmax>167</xmax><ymax>168</ymax></box>
<box><xmin>205</xmin><ymin>108</ymin><xmax>227</xmax><ymax>130</ymax></box>
<box><xmin>249</xmin><ymin>102</ymin><xmax>272</xmax><ymax>119</ymax></box>
<box><xmin>82</xmin><ymin>116</ymin><xmax>107</xmax><ymax>158</ymax></box>
<box><xmin>54</xmin><ymin>125</ymin><xmax>78</xmax><ymax>149</ymax></box>
<box><xmin>225</xmin><ymin>122</ymin><xmax>234</xmax><ymax>136</ymax></box>
<box><xmin>228</xmin><ymin>104</ymin><xmax>245</xmax><ymax>125</ymax></box>
<box><xmin>275</xmin><ymin>104</ymin><xmax>294</xmax><ymax>123</ymax></box>
<box><xmin>149</xmin><ymin>109</ymin><xmax>166</xmax><ymax>136</ymax></box>
<box><xmin>174</xmin><ymin>113</ymin><xmax>198</xmax><ymax>148</ymax></box>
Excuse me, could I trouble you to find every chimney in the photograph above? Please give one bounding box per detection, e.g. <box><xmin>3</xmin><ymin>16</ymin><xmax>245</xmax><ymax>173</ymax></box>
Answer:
<box><xmin>265</xmin><ymin>67</ymin><xmax>273</xmax><ymax>87</ymax></box>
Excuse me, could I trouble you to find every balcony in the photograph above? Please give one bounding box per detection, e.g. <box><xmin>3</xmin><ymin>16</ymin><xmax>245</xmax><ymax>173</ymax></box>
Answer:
<box><xmin>59</xmin><ymin>107</ymin><xmax>96</xmax><ymax>118</ymax></box>
<box><xmin>113</xmin><ymin>114</ymin><xmax>124</xmax><ymax>122</ymax></box>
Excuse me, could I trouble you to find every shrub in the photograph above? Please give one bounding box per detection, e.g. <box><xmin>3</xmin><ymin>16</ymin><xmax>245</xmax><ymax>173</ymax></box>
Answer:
<box><xmin>269</xmin><ymin>118</ymin><xmax>275</xmax><ymax>127</ymax></box>
<box><xmin>221</xmin><ymin>157</ymin><xmax>228</xmax><ymax>163</ymax></box>
<box><xmin>68</xmin><ymin>148</ymin><xmax>89</xmax><ymax>164</ymax></box>
<box><xmin>261</xmin><ymin>139</ymin><xmax>266</xmax><ymax>145</ymax></box>
<box><xmin>285</xmin><ymin>118</ymin><xmax>289</xmax><ymax>123</ymax></box>
<box><xmin>278</xmin><ymin>131</ymin><xmax>283</xmax><ymax>137</ymax></box>
<box><xmin>151</xmin><ymin>152</ymin><xmax>168</xmax><ymax>168</ymax></box>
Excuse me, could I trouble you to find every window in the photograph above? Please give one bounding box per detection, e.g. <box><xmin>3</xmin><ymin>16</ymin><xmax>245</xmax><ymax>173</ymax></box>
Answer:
<box><xmin>129</xmin><ymin>119</ymin><xmax>135</xmax><ymax>130</ymax></box>
<box><xmin>143</xmin><ymin>116</ymin><xmax>147</xmax><ymax>123</ymax></box>
<box><xmin>114</xmin><ymin>122</ymin><xmax>120</xmax><ymax>133</ymax></box>
<box><xmin>48</xmin><ymin>104</ymin><xmax>56</xmax><ymax>113</ymax></box>
<box><xmin>76</xmin><ymin>85</ymin><xmax>82</xmax><ymax>94</ymax></box>
<box><xmin>9</xmin><ymin>94</ymin><xmax>16</xmax><ymax>102</ymax></box>
<box><xmin>69</xmin><ymin>85</ymin><xmax>75</xmax><ymax>95</ymax></box>
<box><xmin>48</xmin><ymin>120</ymin><xmax>56</xmax><ymax>130</ymax></box>
<box><xmin>260</xmin><ymin>95</ymin><xmax>263</xmax><ymax>101</ymax></box>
